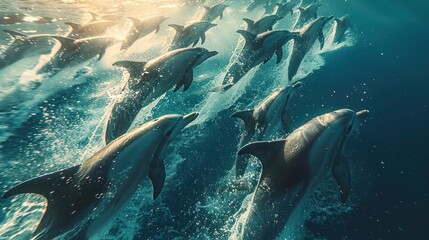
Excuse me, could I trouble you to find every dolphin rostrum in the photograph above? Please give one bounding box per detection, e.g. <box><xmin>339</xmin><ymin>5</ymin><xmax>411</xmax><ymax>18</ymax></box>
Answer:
<box><xmin>213</xmin><ymin>30</ymin><xmax>297</xmax><ymax>91</ymax></box>
<box><xmin>288</xmin><ymin>16</ymin><xmax>333</xmax><ymax>80</ymax></box>
<box><xmin>293</xmin><ymin>3</ymin><xmax>321</xmax><ymax>30</ymax></box>
<box><xmin>232</xmin><ymin>82</ymin><xmax>302</xmax><ymax>178</ymax></box>
<box><xmin>168</xmin><ymin>21</ymin><xmax>216</xmax><ymax>50</ymax></box>
<box><xmin>237</xmin><ymin>109</ymin><xmax>369</xmax><ymax>239</ymax></box>
<box><xmin>121</xmin><ymin>16</ymin><xmax>169</xmax><ymax>50</ymax></box>
<box><xmin>242</xmin><ymin>15</ymin><xmax>283</xmax><ymax>35</ymax></box>
<box><xmin>2</xmin><ymin>112</ymin><xmax>199</xmax><ymax>240</ymax></box>
<box><xmin>332</xmin><ymin>14</ymin><xmax>352</xmax><ymax>44</ymax></box>
<box><xmin>200</xmin><ymin>3</ymin><xmax>229</xmax><ymax>22</ymax></box>
<box><xmin>105</xmin><ymin>47</ymin><xmax>217</xmax><ymax>143</ymax></box>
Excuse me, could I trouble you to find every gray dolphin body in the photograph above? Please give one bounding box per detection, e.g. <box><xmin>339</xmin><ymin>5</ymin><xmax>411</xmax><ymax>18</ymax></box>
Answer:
<box><xmin>105</xmin><ymin>47</ymin><xmax>217</xmax><ymax>143</ymax></box>
<box><xmin>200</xmin><ymin>3</ymin><xmax>229</xmax><ymax>22</ymax></box>
<box><xmin>288</xmin><ymin>16</ymin><xmax>332</xmax><ymax>80</ymax></box>
<box><xmin>243</xmin><ymin>15</ymin><xmax>283</xmax><ymax>35</ymax></box>
<box><xmin>121</xmin><ymin>16</ymin><xmax>168</xmax><ymax>50</ymax></box>
<box><xmin>237</xmin><ymin>109</ymin><xmax>369</xmax><ymax>240</ymax></box>
<box><xmin>2</xmin><ymin>113</ymin><xmax>198</xmax><ymax>240</ymax></box>
<box><xmin>168</xmin><ymin>21</ymin><xmax>216</xmax><ymax>50</ymax></box>
<box><xmin>0</xmin><ymin>30</ymin><xmax>54</xmax><ymax>70</ymax></box>
<box><xmin>65</xmin><ymin>20</ymin><xmax>116</xmax><ymax>38</ymax></box>
<box><xmin>273</xmin><ymin>2</ymin><xmax>298</xmax><ymax>18</ymax></box>
<box><xmin>232</xmin><ymin>82</ymin><xmax>302</xmax><ymax>178</ymax></box>
<box><xmin>36</xmin><ymin>35</ymin><xmax>116</xmax><ymax>77</ymax></box>
<box><xmin>293</xmin><ymin>3</ymin><xmax>320</xmax><ymax>30</ymax></box>
<box><xmin>216</xmin><ymin>30</ymin><xmax>297</xmax><ymax>91</ymax></box>
<box><xmin>332</xmin><ymin>14</ymin><xmax>351</xmax><ymax>44</ymax></box>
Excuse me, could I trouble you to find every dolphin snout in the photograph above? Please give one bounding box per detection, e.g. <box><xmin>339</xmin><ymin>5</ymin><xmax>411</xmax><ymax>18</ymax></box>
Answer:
<box><xmin>292</xmin><ymin>81</ymin><xmax>302</xmax><ymax>89</ymax></box>
<box><xmin>183</xmin><ymin>112</ymin><xmax>199</xmax><ymax>123</ymax></box>
<box><xmin>356</xmin><ymin>109</ymin><xmax>370</xmax><ymax>118</ymax></box>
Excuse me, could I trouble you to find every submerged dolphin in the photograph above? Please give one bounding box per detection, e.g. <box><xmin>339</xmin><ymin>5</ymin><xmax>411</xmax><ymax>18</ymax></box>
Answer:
<box><xmin>214</xmin><ymin>30</ymin><xmax>297</xmax><ymax>91</ymax></box>
<box><xmin>242</xmin><ymin>15</ymin><xmax>283</xmax><ymax>35</ymax></box>
<box><xmin>36</xmin><ymin>35</ymin><xmax>116</xmax><ymax>77</ymax></box>
<box><xmin>293</xmin><ymin>3</ymin><xmax>320</xmax><ymax>30</ymax></box>
<box><xmin>2</xmin><ymin>113</ymin><xmax>198</xmax><ymax>240</ymax></box>
<box><xmin>288</xmin><ymin>16</ymin><xmax>333</xmax><ymax>80</ymax></box>
<box><xmin>237</xmin><ymin>109</ymin><xmax>369</xmax><ymax>240</ymax></box>
<box><xmin>65</xmin><ymin>20</ymin><xmax>116</xmax><ymax>38</ymax></box>
<box><xmin>168</xmin><ymin>21</ymin><xmax>216</xmax><ymax>50</ymax></box>
<box><xmin>332</xmin><ymin>14</ymin><xmax>352</xmax><ymax>44</ymax></box>
<box><xmin>105</xmin><ymin>47</ymin><xmax>217</xmax><ymax>143</ymax></box>
<box><xmin>200</xmin><ymin>3</ymin><xmax>229</xmax><ymax>22</ymax></box>
<box><xmin>0</xmin><ymin>30</ymin><xmax>55</xmax><ymax>70</ymax></box>
<box><xmin>121</xmin><ymin>16</ymin><xmax>169</xmax><ymax>50</ymax></box>
<box><xmin>232</xmin><ymin>82</ymin><xmax>302</xmax><ymax>178</ymax></box>
<box><xmin>274</xmin><ymin>2</ymin><xmax>298</xmax><ymax>18</ymax></box>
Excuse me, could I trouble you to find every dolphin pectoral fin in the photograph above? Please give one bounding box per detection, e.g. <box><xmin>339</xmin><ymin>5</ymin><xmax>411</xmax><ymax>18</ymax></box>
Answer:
<box><xmin>238</xmin><ymin>140</ymin><xmax>286</xmax><ymax>170</ymax></box>
<box><xmin>149</xmin><ymin>159</ymin><xmax>166</xmax><ymax>200</ymax></box>
<box><xmin>318</xmin><ymin>29</ymin><xmax>325</xmax><ymax>49</ymax></box>
<box><xmin>201</xmin><ymin>33</ymin><xmax>206</xmax><ymax>44</ymax></box>
<box><xmin>276</xmin><ymin>47</ymin><xmax>284</xmax><ymax>64</ymax></box>
<box><xmin>332</xmin><ymin>152</ymin><xmax>351</xmax><ymax>203</ymax></box>
<box><xmin>3</xmin><ymin>29</ymin><xmax>27</xmax><ymax>41</ymax></box>
<box><xmin>192</xmin><ymin>39</ymin><xmax>199</xmax><ymax>47</ymax></box>
<box><xmin>242</xmin><ymin>18</ymin><xmax>254</xmax><ymax>29</ymax></box>
<box><xmin>231</xmin><ymin>110</ymin><xmax>256</xmax><ymax>135</ymax></box>
<box><xmin>263</xmin><ymin>54</ymin><xmax>273</xmax><ymax>64</ymax></box>
<box><xmin>237</xmin><ymin>30</ymin><xmax>256</xmax><ymax>45</ymax></box>
<box><xmin>183</xmin><ymin>69</ymin><xmax>193</xmax><ymax>91</ymax></box>
<box><xmin>155</xmin><ymin>25</ymin><xmax>160</xmax><ymax>33</ymax></box>
<box><xmin>281</xmin><ymin>110</ymin><xmax>290</xmax><ymax>133</ymax></box>
<box><xmin>97</xmin><ymin>48</ymin><xmax>106</xmax><ymax>61</ymax></box>
<box><xmin>220</xmin><ymin>12</ymin><xmax>224</xmax><ymax>20</ymax></box>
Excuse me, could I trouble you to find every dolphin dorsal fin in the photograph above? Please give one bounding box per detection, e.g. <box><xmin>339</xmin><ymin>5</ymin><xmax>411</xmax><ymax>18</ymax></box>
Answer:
<box><xmin>332</xmin><ymin>152</ymin><xmax>351</xmax><ymax>203</ymax></box>
<box><xmin>113</xmin><ymin>60</ymin><xmax>146</xmax><ymax>78</ymax></box>
<box><xmin>231</xmin><ymin>110</ymin><xmax>256</xmax><ymax>135</ymax></box>
<box><xmin>48</xmin><ymin>36</ymin><xmax>76</xmax><ymax>49</ymax></box>
<box><xmin>64</xmin><ymin>22</ymin><xmax>81</xmax><ymax>31</ymax></box>
<box><xmin>238</xmin><ymin>140</ymin><xmax>286</xmax><ymax>170</ymax></box>
<box><xmin>3</xmin><ymin>29</ymin><xmax>27</xmax><ymax>41</ymax></box>
<box><xmin>149</xmin><ymin>159</ymin><xmax>166</xmax><ymax>199</ymax></box>
<box><xmin>127</xmin><ymin>17</ymin><xmax>141</xmax><ymax>27</ymax></box>
<box><xmin>203</xmin><ymin>5</ymin><xmax>211</xmax><ymax>11</ymax></box>
<box><xmin>89</xmin><ymin>12</ymin><xmax>100</xmax><ymax>21</ymax></box>
<box><xmin>168</xmin><ymin>24</ymin><xmax>185</xmax><ymax>33</ymax></box>
<box><xmin>242</xmin><ymin>18</ymin><xmax>254</xmax><ymax>28</ymax></box>
<box><xmin>237</xmin><ymin>30</ymin><xmax>257</xmax><ymax>44</ymax></box>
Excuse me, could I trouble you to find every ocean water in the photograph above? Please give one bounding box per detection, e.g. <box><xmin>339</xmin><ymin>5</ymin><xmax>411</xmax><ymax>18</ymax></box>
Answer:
<box><xmin>0</xmin><ymin>0</ymin><xmax>428</xmax><ymax>239</ymax></box>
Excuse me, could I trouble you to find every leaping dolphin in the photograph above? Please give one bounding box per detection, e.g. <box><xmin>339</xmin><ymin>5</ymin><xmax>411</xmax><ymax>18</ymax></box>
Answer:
<box><xmin>232</xmin><ymin>82</ymin><xmax>302</xmax><ymax>178</ymax></box>
<box><xmin>213</xmin><ymin>30</ymin><xmax>297</xmax><ymax>91</ymax></box>
<box><xmin>200</xmin><ymin>3</ymin><xmax>229</xmax><ymax>22</ymax></box>
<box><xmin>293</xmin><ymin>3</ymin><xmax>321</xmax><ymax>30</ymax></box>
<box><xmin>237</xmin><ymin>109</ymin><xmax>369</xmax><ymax>240</ymax></box>
<box><xmin>105</xmin><ymin>47</ymin><xmax>217</xmax><ymax>143</ymax></box>
<box><xmin>288</xmin><ymin>16</ymin><xmax>333</xmax><ymax>80</ymax></box>
<box><xmin>2</xmin><ymin>113</ymin><xmax>198</xmax><ymax>240</ymax></box>
<box><xmin>121</xmin><ymin>16</ymin><xmax>169</xmax><ymax>50</ymax></box>
<box><xmin>242</xmin><ymin>15</ymin><xmax>283</xmax><ymax>35</ymax></box>
<box><xmin>65</xmin><ymin>20</ymin><xmax>117</xmax><ymax>38</ymax></box>
<box><xmin>332</xmin><ymin>14</ymin><xmax>352</xmax><ymax>44</ymax></box>
<box><xmin>168</xmin><ymin>21</ymin><xmax>216</xmax><ymax>50</ymax></box>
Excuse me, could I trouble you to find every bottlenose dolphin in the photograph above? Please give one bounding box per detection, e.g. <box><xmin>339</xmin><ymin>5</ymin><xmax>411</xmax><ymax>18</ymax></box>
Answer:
<box><xmin>274</xmin><ymin>2</ymin><xmax>298</xmax><ymax>18</ymax></box>
<box><xmin>65</xmin><ymin>20</ymin><xmax>117</xmax><ymax>38</ymax></box>
<box><xmin>288</xmin><ymin>16</ymin><xmax>333</xmax><ymax>80</ymax></box>
<box><xmin>293</xmin><ymin>3</ymin><xmax>320</xmax><ymax>30</ymax></box>
<box><xmin>168</xmin><ymin>21</ymin><xmax>216</xmax><ymax>50</ymax></box>
<box><xmin>332</xmin><ymin>14</ymin><xmax>352</xmax><ymax>44</ymax></box>
<box><xmin>242</xmin><ymin>15</ymin><xmax>283</xmax><ymax>35</ymax></box>
<box><xmin>2</xmin><ymin>113</ymin><xmax>198</xmax><ymax>240</ymax></box>
<box><xmin>0</xmin><ymin>30</ymin><xmax>55</xmax><ymax>70</ymax></box>
<box><xmin>214</xmin><ymin>30</ymin><xmax>297</xmax><ymax>91</ymax></box>
<box><xmin>105</xmin><ymin>47</ymin><xmax>217</xmax><ymax>143</ymax></box>
<box><xmin>237</xmin><ymin>109</ymin><xmax>369</xmax><ymax>240</ymax></box>
<box><xmin>200</xmin><ymin>3</ymin><xmax>229</xmax><ymax>22</ymax></box>
<box><xmin>121</xmin><ymin>16</ymin><xmax>169</xmax><ymax>50</ymax></box>
<box><xmin>232</xmin><ymin>82</ymin><xmax>302</xmax><ymax>178</ymax></box>
<box><xmin>36</xmin><ymin>35</ymin><xmax>116</xmax><ymax>77</ymax></box>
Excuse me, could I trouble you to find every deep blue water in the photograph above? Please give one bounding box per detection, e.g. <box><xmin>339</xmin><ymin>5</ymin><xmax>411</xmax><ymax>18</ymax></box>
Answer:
<box><xmin>0</xmin><ymin>0</ymin><xmax>428</xmax><ymax>239</ymax></box>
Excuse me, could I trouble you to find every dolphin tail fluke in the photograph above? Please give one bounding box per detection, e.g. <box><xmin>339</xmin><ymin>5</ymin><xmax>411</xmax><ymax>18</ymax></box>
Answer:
<box><xmin>332</xmin><ymin>152</ymin><xmax>351</xmax><ymax>203</ymax></box>
<box><xmin>168</xmin><ymin>24</ymin><xmax>185</xmax><ymax>33</ymax></box>
<box><xmin>231</xmin><ymin>110</ymin><xmax>256</xmax><ymax>135</ymax></box>
<box><xmin>200</xmin><ymin>33</ymin><xmax>206</xmax><ymax>44</ymax></box>
<box><xmin>3</xmin><ymin>29</ymin><xmax>27</xmax><ymax>40</ymax></box>
<box><xmin>238</xmin><ymin>140</ymin><xmax>286</xmax><ymax>170</ymax></box>
<box><xmin>242</xmin><ymin>18</ymin><xmax>254</xmax><ymax>29</ymax></box>
<box><xmin>149</xmin><ymin>159</ymin><xmax>166</xmax><ymax>199</ymax></box>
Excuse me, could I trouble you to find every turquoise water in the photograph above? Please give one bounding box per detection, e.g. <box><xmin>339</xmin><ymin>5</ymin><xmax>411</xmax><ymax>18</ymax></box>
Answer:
<box><xmin>0</xmin><ymin>0</ymin><xmax>428</xmax><ymax>239</ymax></box>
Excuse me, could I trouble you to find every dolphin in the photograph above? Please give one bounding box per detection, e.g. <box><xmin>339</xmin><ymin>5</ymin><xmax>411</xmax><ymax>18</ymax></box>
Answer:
<box><xmin>232</xmin><ymin>82</ymin><xmax>302</xmax><ymax>178</ymax></box>
<box><xmin>121</xmin><ymin>16</ymin><xmax>169</xmax><ymax>50</ymax></box>
<box><xmin>0</xmin><ymin>30</ymin><xmax>55</xmax><ymax>70</ymax></box>
<box><xmin>288</xmin><ymin>16</ymin><xmax>333</xmax><ymax>80</ymax></box>
<box><xmin>2</xmin><ymin>113</ymin><xmax>198</xmax><ymax>240</ymax></box>
<box><xmin>293</xmin><ymin>3</ymin><xmax>321</xmax><ymax>30</ymax></box>
<box><xmin>242</xmin><ymin>15</ymin><xmax>283</xmax><ymax>35</ymax></box>
<box><xmin>237</xmin><ymin>109</ymin><xmax>369</xmax><ymax>240</ymax></box>
<box><xmin>105</xmin><ymin>47</ymin><xmax>217</xmax><ymax>143</ymax></box>
<box><xmin>273</xmin><ymin>2</ymin><xmax>298</xmax><ymax>18</ymax></box>
<box><xmin>36</xmin><ymin>35</ymin><xmax>116</xmax><ymax>77</ymax></box>
<box><xmin>332</xmin><ymin>14</ymin><xmax>352</xmax><ymax>44</ymax></box>
<box><xmin>65</xmin><ymin>20</ymin><xmax>117</xmax><ymax>38</ymax></box>
<box><xmin>200</xmin><ymin>3</ymin><xmax>229</xmax><ymax>22</ymax></box>
<box><xmin>214</xmin><ymin>30</ymin><xmax>297</xmax><ymax>91</ymax></box>
<box><xmin>168</xmin><ymin>21</ymin><xmax>216</xmax><ymax>50</ymax></box>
